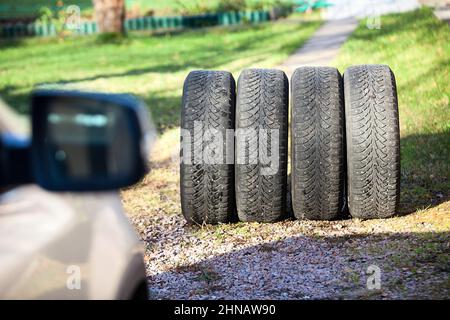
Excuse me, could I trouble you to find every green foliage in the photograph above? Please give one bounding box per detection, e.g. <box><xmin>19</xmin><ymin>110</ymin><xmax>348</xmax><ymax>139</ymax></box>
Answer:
<box><xmin>216</xmin><ymin>0</ymin><xmax>247</xmax><ymax>12</ymax></box>
<box><xmin>1</xmin><ymin>0</ymin><xmax>294</xmax><ymax>19</ymax></box>
<box><xmin>36</xmin><ymin>6</ymin><xmax>54</xmax><ymax>25</ymax></box>
<box><xmin>36</xmin><ymin>5</ymin><xmax>69</xmax><ymax>38</ymax></box>
<box><xmin>335</xmin><ymin>8</ymin><xmax>450</xmax><ymax>213</ymax></box>
<box><xmin>173</xmin><ymin>0</ymin><xmax>214</xmax><ymax>15</ymax></box>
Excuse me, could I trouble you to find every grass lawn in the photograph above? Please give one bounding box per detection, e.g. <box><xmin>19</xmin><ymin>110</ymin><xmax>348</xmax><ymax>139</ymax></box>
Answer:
<box><xmin>334</xmin><ymin>7</ymin><xmax>449</xmax><ymax>216</ymax></box>
<box><xmin>0</xmin><ymin>16</ymin><xmax>321</xmax><ymax>130</ymax></box>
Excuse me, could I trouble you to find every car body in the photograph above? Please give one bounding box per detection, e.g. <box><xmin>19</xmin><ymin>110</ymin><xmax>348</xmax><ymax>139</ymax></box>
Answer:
<box><xmin>0</xmin><ymin>94</ymin><xmax>151</xmax><ymax>299</ymax></box>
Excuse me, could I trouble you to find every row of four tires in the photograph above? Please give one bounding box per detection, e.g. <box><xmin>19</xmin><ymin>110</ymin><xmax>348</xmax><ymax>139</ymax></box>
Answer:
<box><xmin>180</xmin><ymin>65</ymin><xmax>400</xmax><ymax>224</ymax></box>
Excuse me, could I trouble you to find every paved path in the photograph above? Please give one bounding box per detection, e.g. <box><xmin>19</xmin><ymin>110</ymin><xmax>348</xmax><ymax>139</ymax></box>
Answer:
<box><xmin>279</xmin><ymin>0</ymin><xmax>420</xmax><ymax>77</ymax></box>
<box><xmin>279</xmin><ymin>18</ymin><xmax>358</xmax><ymax>76</ymax></box>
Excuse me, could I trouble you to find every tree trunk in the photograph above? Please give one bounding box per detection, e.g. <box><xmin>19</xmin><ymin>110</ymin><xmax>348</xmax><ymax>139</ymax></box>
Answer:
<box><xmin>93</xmin><ymin>0</ymin><xmax>125</xmax><ymax>34</ymax></box>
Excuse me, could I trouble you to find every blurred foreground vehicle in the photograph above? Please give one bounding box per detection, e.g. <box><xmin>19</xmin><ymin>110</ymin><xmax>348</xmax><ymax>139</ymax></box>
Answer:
<box><xmin>0</xmin><ymin>90</ymin><xmax>154</xmax><ymax>299</ymax></box>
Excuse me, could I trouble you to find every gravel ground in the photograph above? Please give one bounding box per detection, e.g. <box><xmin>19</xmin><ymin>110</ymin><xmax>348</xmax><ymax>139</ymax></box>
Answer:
<box><xmin>126</xmin><ymin>193</ymin><xmax>449</xmax><ymax>300</ymax></box>
<box><xmin>122</xmin><ymin>139</ymin><xmax>449</xmax><ymax>300</ymax></box>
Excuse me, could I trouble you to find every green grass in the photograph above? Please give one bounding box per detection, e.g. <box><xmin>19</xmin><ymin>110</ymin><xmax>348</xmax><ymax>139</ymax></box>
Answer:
<box><xmin>0</xmin><ymin>16</ymin><xmax>321</xmax><ymax>130</ymax></box>
<box><xmin>334</xmin><ymin>8</ymin><xmax>449</xmax><ymax>214</ymax></box>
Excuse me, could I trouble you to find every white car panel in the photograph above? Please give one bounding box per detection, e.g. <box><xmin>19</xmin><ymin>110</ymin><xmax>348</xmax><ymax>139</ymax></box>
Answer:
<box><xmin>0</xmin><ymin>185</ymin><xmax>144</xmax><ymax>299</ymax></box>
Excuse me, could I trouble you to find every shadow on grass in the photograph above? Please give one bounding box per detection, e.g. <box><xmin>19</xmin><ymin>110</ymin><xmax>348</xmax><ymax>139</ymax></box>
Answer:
<box><xmin>399</xmin><ymin>132</ymin><xmax>449</xmax><ymax>215</ymax></box>
<box><xmin>148</xmin><ymin>23</ymin><xmax>268</xmax><ymax>38</ymax></box>
<box><xmin>0</xmin><ymin>85</ymin><xmax>30</xmax><ymax>114</ymax></box>
<box><xmin>143</xmin><ymin>94</ymin><xmax>181</xmax><ymax>131</ymax></box>
<box><xmin>0</xmin><ymin>38</ymin><xmax>27</xmax><ymax>50</ymax></box>
<box><xmin>147</xmin><ymin>231</ymin><xmax>449</xmax><ymax>299</ymax></box>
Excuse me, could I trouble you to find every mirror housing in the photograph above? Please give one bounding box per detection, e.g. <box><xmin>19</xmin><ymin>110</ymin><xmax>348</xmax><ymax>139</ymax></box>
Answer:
<box><xmin>30</xmin><ymin>90</ymin><xmax>153</xmax><ymax>191</ymax></box>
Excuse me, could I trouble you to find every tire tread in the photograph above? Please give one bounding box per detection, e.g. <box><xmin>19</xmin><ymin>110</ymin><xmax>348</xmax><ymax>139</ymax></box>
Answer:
<box><xmin>236</xmin><ymin>69</ymin><xmax>288</xmax><ymax>222</ymax></box>
<box><xmin>344</xmin><ymin>64</ymin><xmax>400</xmax><ymax>219</ymax></box>
<box><xmin>180</xmin><ymin>70</ymin><xmax>236</xmax><ymax>224</ymax></box>
<box><xmin>291</xmin><ymin>66</ymin><xmax>345</xmax><ymax>220</ymax></box>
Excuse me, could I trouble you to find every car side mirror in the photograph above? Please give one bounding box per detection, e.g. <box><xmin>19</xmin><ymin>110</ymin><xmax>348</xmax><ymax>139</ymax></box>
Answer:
<box><xmin>30</xmin><ymin>90</ymin><xmax>154</xmax><ymax>191</ymax></box>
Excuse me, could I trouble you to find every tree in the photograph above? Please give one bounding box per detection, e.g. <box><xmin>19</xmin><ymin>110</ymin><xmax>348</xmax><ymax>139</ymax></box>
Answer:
<box><xmin>92</xmin><ymin>0</ymin><xmax>125</xmax><ymax>34</ymax></box>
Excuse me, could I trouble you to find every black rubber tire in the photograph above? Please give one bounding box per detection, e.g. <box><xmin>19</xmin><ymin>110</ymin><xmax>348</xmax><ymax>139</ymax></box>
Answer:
<box><xmin>344</xmin><ymin>64</ymin><xmax>400</xmax><ymax>219</ymax></box>
<box><xmin>235</xmin><ymin>69</ymin><xmax>288</xmax><ymax>222</ymax></box>
<box><xmin>180</xmin><ymin>70</ymin><xmax>236</xmax><ymax>224</ymax></box>
<box><xmin>291</xmin><ymin>66</ymin><xmax>345</xmax><ymax>220</ymax></box>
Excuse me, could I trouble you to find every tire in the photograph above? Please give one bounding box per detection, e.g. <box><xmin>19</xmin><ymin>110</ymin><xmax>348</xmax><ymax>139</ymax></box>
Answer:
<box><xmin>344</xmin><ymin>64</ymin><xmax>400</xmax><ymax>219</ymax></box>
<box><xmin>235</xmin><ymin>69</ymin><xmax>288</xmax><ymax>222</ymax></box>
<box><xmin>291</xmin><ymin>66</ymin><xmax>345</xmax><ymax>220</ymax></box>
<box><xmin>180</xmin><ymin>70</ymin><xmax>236</xmax><ymax>224</ymax></box>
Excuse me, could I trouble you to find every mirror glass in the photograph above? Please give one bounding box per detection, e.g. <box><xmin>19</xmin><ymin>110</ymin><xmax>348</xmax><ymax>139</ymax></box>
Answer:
<box><xmin>43</xmin><ymin>97</ymin><xmax>135</xmax><ymax>186</ymax></box>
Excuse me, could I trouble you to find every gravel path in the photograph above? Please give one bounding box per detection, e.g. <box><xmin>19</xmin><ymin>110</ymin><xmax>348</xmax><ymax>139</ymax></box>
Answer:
<box><xmin>279</xmin><ymin>18</ymin><xmax>358</xmax><ymax>76</ymax></box>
